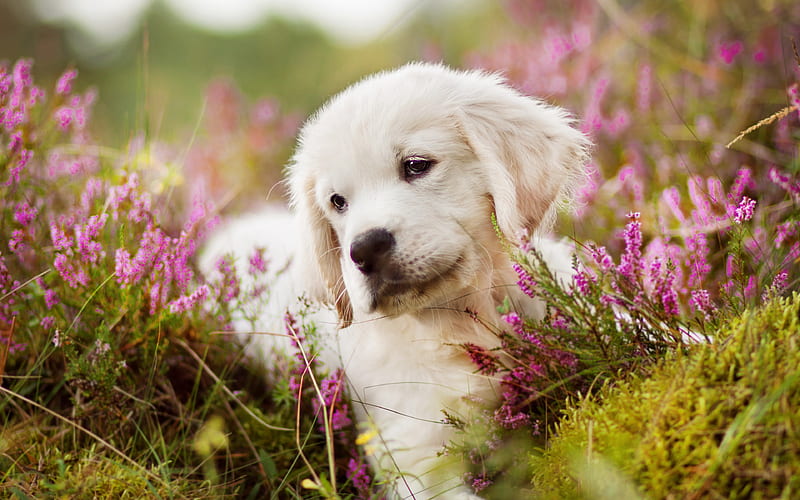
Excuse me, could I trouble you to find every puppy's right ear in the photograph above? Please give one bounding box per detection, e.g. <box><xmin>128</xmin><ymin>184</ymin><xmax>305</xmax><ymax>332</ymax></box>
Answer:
<box><xmin>289</xmin><ymin>168</ymin><xmax>353</xmax><ymax>328</ymax></box>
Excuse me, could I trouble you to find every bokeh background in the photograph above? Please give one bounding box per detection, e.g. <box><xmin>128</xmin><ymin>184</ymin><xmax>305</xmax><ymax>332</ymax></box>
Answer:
<box><xmin>1</xmin><ymin>0</ymin><xmax>495</xmax><ymax>143</ymax></box>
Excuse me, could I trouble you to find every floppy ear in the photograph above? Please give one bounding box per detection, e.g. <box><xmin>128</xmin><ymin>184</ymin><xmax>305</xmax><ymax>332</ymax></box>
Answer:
<box><xmin>288</xmin><ymin>168</ymin><xmax>353</xmax><ymax>328</ymax></box>
<box><xmin>457</xmin><ymin>75</ymin><xmax>591</xmax><ymax>239</ymax></box>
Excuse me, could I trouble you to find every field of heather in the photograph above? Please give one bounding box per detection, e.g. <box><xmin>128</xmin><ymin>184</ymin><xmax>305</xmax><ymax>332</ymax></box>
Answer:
<box><xmin>2</xmin><ymin>1</ymin><xmax>799</xmax><ymax>498</ymax></box>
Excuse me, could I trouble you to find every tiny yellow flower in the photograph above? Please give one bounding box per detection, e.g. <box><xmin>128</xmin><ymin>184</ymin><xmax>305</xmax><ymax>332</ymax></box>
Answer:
<box><xmin>301</xmin><ymin>478</ymin><xmax>320</xmax><ymax>490</ymax></box>
<box><xmin>355</xmin><ymin>428</ymin><xmax>377</xmax><ymax>446</ymax></box>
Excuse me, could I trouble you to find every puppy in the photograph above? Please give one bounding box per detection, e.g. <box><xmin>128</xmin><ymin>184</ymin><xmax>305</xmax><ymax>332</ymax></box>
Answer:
<box><xmin>203</xmin><ymin>62</ymin><xmax>589</xmax><ymax>499</ymax></box>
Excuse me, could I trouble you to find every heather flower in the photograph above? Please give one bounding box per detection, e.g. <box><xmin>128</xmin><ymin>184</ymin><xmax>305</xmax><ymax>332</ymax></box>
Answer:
<box><xmin>346</xmin><ymin>458</ymin><xmax>372</xmax><ymax>496</ymax></box>
<box><xmin>572</xmin><ymin>269</ymin><xmax>595</xmax><ymax>295</ymax></box>
<box><xmin>75</xmin><ymin>214</ymin><xmax>108</xmax><ymax>264</ymax></box>
<box><xmin>53</xmin><ymin>252</ymin><xmax>89</xmax><ymax>288</ymax></box>
<box><xmin>728</xmin><ymin>168</ymin><xmax>754</xmax><ymax>203</ymax></box>
<box><xmin>9</xmin><ymin>229</ymin><xmax>25</xmax><ymax>253</ymax></box>
<box><xmin>685</xmin><ymin>232</ymin><xmax>710</xmax><ymax>289</ymax></box>
<box><xmin>617</xmin><ymin>212</ymin><xmax>643</xmax><ymax>283</ymax></box>
<box><xmin>313</xmin><ymin>369</ymin><xmax>352</xmax><ymax>432</ymax></box>
<box><xmin>41</xmin><ymin>316</ymin><xmax>55</xmax><ymax>330</ymax></box>
<box><xmin>50</xmin><ymin>221</ymin><xmax>73</xmax><ymax>251</ymax></box>
<box><xmin>775</xmin><ymin>222</ymin><xmax>797</xmax><ymax>247</ymax></box>
<box><xmin>718</xmin><ymin>40</ymin><xmax>743</xmax><ymax>64</ymax></box>
<box><xmin>589</xmin><ymin>244</ymin><xmax>615</xmax><ymax>271</ymax></box>
<box><xmin>763</xmin><ymin>272</ymin><xmax>789</xmax><ymax>300</ymax></box>
<box><xmin>493</xmin><ymin>403</ymin><xmax>530</xmax><ymax>430</ymax></box>
<box><xmin>248</xmin><ymin>247</ymin><xmax>268</xmax><ymax>275</ymax></box>
<box><xmin>169</xmin><ymin>284</ymin><xmax>210</xmax><ymax>314</ymax></box>
<box><xmin>464</xmin><ymin>343</ymin><xmax>500</xmax><ymax>375</ymax></box>
<box><xmin>661</xmin><ymin>187</ymin><xmax>686</xmax><ymax>222</ymax></box>
<box><xmin>689</xmin><ymin>289</ymin><xmax>715</xmax><ymax>320</ymax></box>
<box><xmin>768</xmin><ymin>167</ymin><xmax>800</xmax><ymax>203</ymax></box>
<box><xmin>56</xmin><ymin>69</ymin><xmax>78</xmax><ymax>95</ymax></box>
<box><xmin>512</xmin><ymin>262</ymin><xmax>536</xmax><ymax>298</ymax></box>
<box><xmin>214</xmin><ymin>255</ymin><xmax>240</xmax><ymax>302</ymax></box>
<box><xmin>13</xmin><ymin>201</ymin><xmax>37</xmax><ymax>226</ymax></box>
<box><xmin>733</xmin><ymin>196</ymin><xmax>756</xmax><ymax>223</ymax></box>
<box><xmin>469</xmin><ymin>473</ymin><xmax>493</xmax><ymax>493</ymax></box>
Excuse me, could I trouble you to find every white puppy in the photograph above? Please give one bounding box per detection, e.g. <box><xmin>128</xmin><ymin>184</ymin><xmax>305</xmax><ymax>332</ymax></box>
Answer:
<box><xmin>202</xmin><ymin>62</ymin><xmax>589</xmax><ymax>499</ymax></box>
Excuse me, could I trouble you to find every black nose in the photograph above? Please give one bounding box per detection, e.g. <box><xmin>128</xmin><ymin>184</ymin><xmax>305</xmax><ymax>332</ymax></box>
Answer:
<box><xmin>350</xmin><ymin>228</ymin><xmax>395</xmax><ymax>275</ymax></box>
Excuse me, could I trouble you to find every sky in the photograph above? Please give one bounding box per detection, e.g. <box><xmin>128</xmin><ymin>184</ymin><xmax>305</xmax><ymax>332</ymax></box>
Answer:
<box><xmin>28</xmin><ymin>0</ymin><xmax>473</xmax><ymax>49</ymax></box>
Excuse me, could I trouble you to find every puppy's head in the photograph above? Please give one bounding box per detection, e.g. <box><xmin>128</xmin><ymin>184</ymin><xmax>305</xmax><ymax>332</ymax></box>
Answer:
<box><xmin>288</xmin><ymin>63</ymin><xmax>590</xmax><ymax>325</ymax></box>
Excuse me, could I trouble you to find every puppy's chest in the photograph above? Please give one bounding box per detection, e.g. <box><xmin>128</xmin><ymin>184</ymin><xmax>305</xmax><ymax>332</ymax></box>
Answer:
<box><xmin>337</xmin><ymin>315</ymin><xmax>498</xmax><ymax>413</ymax></box>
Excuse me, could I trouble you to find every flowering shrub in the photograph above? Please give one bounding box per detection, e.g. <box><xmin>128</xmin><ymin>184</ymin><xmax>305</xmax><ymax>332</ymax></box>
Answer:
<box><xmin>453</xmin><ymin>0</ymin><xmax>800</xmax><ymax>495</ymax></box>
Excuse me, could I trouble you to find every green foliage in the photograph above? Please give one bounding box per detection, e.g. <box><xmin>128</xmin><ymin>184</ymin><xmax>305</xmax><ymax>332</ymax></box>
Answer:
<box><xmin>529</xmin><ymin>293</ymin><xmax>800</xmax><ymax>499</ymax></box>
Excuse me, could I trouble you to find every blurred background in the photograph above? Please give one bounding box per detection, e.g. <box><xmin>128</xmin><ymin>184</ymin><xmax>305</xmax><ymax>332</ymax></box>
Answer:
<box><xmin>1</xmin><ymin>0</ymin><xmax>500</xmax><ymax>143</ymax></box>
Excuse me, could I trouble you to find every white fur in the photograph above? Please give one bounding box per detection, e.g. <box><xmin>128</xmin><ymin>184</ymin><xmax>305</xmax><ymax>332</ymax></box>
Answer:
<box><xmin>202</xmin><ymin>63</ymin><xmax>590</xmax><ymax>499</ymax></box>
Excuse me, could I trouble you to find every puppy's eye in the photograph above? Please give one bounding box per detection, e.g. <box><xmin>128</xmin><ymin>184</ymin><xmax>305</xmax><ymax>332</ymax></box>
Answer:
<box><xmin>403</xmin><ymin>156</ymin><xmax>434</xmax><ymax>180</ymax></box>
<box><xmin>330</xmin><ymin>193</ymin><xmax>348</xmax><ymax>212</ymax></box>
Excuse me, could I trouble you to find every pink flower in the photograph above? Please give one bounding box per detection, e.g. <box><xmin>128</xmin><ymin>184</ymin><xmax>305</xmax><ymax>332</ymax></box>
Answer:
<box><xmin>685</xmin><ymin>232</ymin><xmax>710</xmax><ymax>289</ymax></box>
<box><xmin>13</xmin><ymin>201</ymin><xmax>38</xmax><ymax>226</ymax></box>
<box><xmin>718</xmin><ymin>40</ymin><xmax>743</xmax><ymax>64</ymax></box>
<box><xmin>465</xmin><ymin>343</ymin><xmax>500</xmax><ymax>375</ymax></box>
<box><xmin>248</xmin><ymin>248</ymin><xmax>268</xmax><ymax>275</ymax></box>
<box><xmin>512</xmin><ymin>262</ymin><xmax>536</xmax><ymax>298</ymax></box>
<box><xmin>689</xmin><ymin>289</ymin><xmax>715</xmax><ymax>320</ymax></box>
<box><xmin>168</xmin><ymin>284</ymin><xmax>210</xmax><ymax>314</ymax></box>
<box><xmin>56</xmin><ymin>69</ymin><xmax>78</xmax><ymax>95</ymax></box>
<box><xmin>54</xmin><ymin>253</ymin><xmax>89</xmax><ymax>288</ymax></box>
<box><xmin>733</xmin><ymin>197</ymin><xmax>756</xmax><ymax>223</ymax></box>
<box><xmin>617</xmin><ymin>212</ymin><xmax>643</xmax><ymax>282</ymax></box>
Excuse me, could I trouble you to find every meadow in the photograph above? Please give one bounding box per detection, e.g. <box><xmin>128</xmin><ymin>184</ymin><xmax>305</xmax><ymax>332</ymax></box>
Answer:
<box><xmin>1</xmin><ymin>1</ymin><xmax>799</xmax><ymax>498</ymax></box>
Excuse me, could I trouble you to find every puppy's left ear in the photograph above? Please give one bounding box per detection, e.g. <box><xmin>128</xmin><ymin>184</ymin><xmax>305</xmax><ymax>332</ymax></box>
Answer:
<box><xmin>457</xmin><ymin>73</ymin><xmax>591</xmax><ymax>238</ymax></box>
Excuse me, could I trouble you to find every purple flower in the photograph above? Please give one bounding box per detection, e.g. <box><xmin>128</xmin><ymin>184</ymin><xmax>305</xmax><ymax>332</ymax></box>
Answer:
<box><xmin>13</xmin><ymin>201</ymin><xmax>38</xmax><ymax>226</ymax></box>
<box><xmin>764</xmin><ymin>272</ymin><xmax>789</xmax><ymax>300</ymax></box>
<box><xmin>214</xmin><ymin>256</ymin><xmax>240</xmax><ymax>301</ymax></box>
<box><xmin>572</xmin><ymin>270</ymin><xmax>595</xmax><ymax>295</ymax></box>
<box><xmin>689</xmin><ymin>289</ymin><xmax>715</xmax><ymax>320</ymax></box>
<box><xmin>617</xmin><ymin>212</ymin><xmax>643</xmax><ymax>282</ymax></box>
<box><xmin>53</xmin><ymin>253</ymin><xmax>89</xmax><ymax>288</ymax></box>
<box><xmin>41</xmin><ymin>316</ymin><xmax>56</xmax><ymax>330</ymax></box>
<box><xmin>248</xmin><ymin>248</ymin><xmax>268</xmax><ymax>275</ymax></box>
<box><xmin>346</xmin><ymin>458</ymin><xmax>372</xmax><ymax>497</ymax></box>
<box><xmin>733</xmin><ymin>196</ymin><xmax>756</xmax><ymax>223</ymax></box>
<box><xmin>75</xmin><ymin>214</ymin><xmax>108</xmax><ymax>264</ymax></box>
<box><xmin>493</xmin><ymin>404</ymin><xmax>530</xmax><ymax>430</ymax></box>
<box><xmin>512</xmin><ymin>262</ymin><xmax>536</xmax><ymax>298</ymax></box>
<box><xmin>50</xmin><ymin>222</ymin><xmax>73</xmax><ymax>251</ymax></box>
<box><xmin>718</xmin><ymin>40</ymin><xmax>743</xmax><ymax>64</ymax></box>
<box><xmin>56</xmin><ymin>69</ymin><xmax>78</xmax><ymax>95</ymax></box>
<box><xmin>590</xmin><ymin>245</ymin><xmax>615</xmax><ymax>271</ymax></box>
<box><xmin>169</xmin><ymin>284</ymin><xmax>210</xmax><ymax>314</ymax></box>
<box><xmin>313</xmin><ymin>369</ymin><xmax>352</xmax><ymax>432</ymax></box>
<box><xmin>728</xmin><ymin>168</ymin><xmax>754</xmax><ymax>202</ymax></box>
<box><xmin>44</xmin><ymin>288</ymin><xmax>59</xmax><ymax>309</ymax></box>
<box><xmin>775</xmin><ymin>222</ymin><xmax>797</xmax><ymax>247</ymax></box>
<box><xmin>685</xmin><ymin>232</ymin><xmax>710</xmax><ymax>289</ymax></box>
<box><xmin>464</xmin><ymin>342</ymin><xmax>499</xmax><ymax>375</ymax></box>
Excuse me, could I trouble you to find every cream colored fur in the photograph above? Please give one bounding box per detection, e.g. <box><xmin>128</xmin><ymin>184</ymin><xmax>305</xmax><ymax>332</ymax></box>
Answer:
<box><xmin>202</xmin><ymin>62</ymin><xmax>590</xmax><ymax>499</ymax></box>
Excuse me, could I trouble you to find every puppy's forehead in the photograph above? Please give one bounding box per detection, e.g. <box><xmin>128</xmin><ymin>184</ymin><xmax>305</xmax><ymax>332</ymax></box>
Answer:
<box><xmin>296</xmin><ymin>67</ymin><xmax>472</xmax><ymax>185</ymax></box>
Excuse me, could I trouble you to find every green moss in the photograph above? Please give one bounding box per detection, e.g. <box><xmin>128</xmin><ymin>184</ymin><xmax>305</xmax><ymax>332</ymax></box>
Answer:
<box><xmin>530</xmin><ymin>293</ymin><xmax>800</xmax><ymax>499</ymax></box>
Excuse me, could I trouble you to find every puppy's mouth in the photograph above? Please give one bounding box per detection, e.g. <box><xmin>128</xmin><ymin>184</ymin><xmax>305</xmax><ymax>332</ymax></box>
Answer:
<box><xmin>365</xmin><ymin>255</ymin><xmax>464</xmax><ymax>314</ymax></box>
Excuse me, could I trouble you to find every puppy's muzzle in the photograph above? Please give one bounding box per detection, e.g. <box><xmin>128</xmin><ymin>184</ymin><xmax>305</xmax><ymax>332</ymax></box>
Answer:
<box><xmin>350</xmin><ymin>228</ymin><xmax>395</xmax><ymax>276</ymax></box>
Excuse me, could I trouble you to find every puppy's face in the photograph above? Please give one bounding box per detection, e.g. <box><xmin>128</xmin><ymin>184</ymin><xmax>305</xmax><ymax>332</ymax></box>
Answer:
<box><xmin>290</xmin><ymin>64</ymin><xmax>589</xmax><ymax>322</ymax></box>
<box><xmin>309</xmin><ymin>109</ymin><xmax>490</xmax><ymax>316</ymax></box>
